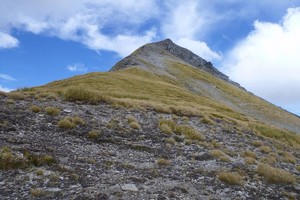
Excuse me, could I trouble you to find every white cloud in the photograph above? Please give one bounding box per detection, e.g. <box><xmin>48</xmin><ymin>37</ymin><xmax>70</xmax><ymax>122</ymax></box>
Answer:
<box><xmin>0</xmin><ymin>32</ymin><xmax>19</xmax><ymax>48</ymax></box>
<box><xmin>222</xmin><ymin>7</ymin><xmax>300</xmax><ymax>112</ymax></box>
<box><xmin>0</xmin><ymin>85</ymin><xmax>12</xmax><ymax>92</ymax></box>
<box><xmin>67</xmin><ymin>63</ymin><xmax>88</xmax><ymax>73</ymax></box>
<box><xmin>0</xmin><ymin>74</ymin><xmax>16</xmax><ymax>81</ymax></box>
<box><xmin>176</xmin><ymin>37</ymin><xmax>222</xmax><ymax>61</ymax></box>
<box><xmin>0</xmin><ymin>0</ymin><xmax>159</xmax><ymax>56</ymax></box>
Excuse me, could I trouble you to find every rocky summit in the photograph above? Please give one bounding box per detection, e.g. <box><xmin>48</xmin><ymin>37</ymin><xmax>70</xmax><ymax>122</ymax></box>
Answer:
<box><xmin>0</xmin><ymin>39</ymin><xmax>299</xmax><ymax>200</ymax></box>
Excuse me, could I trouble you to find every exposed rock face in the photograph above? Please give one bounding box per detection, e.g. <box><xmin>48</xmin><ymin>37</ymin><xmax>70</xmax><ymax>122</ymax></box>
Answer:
<box><xmin>110</xmin><ymin>39</ymin><xmax>241</xmax><ymax>87</ymax></box>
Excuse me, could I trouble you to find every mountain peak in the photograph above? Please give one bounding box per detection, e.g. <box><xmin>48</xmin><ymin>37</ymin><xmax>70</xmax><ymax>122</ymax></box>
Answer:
<box><xmin>110</xmin><ymin>39</ymin><xmax>239</xmax><ymax>86</ymax></box>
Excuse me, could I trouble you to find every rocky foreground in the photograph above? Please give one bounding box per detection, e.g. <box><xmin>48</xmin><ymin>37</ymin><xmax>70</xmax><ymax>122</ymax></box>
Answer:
<box><xmin>0</xmin><ymin>96</ymin><xmax>299</xmax><ymax>199</ymax></box>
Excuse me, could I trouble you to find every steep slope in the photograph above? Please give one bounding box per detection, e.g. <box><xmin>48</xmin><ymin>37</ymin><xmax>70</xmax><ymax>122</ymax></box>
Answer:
<box><xmin>1</xmin><ymin>39</ymin><xmax>300</xmax><ymax>199</ymax></box>
<box><xmin>31</xmin><ymin>39</ymin><xmax>300</xmax><ymax>136</ymax></box>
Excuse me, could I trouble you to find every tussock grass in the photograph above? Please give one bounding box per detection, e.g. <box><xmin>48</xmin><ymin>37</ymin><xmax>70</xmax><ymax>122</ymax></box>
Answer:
<box><xmin>58</xmin><ymin>116</ymin><xmax>84</xmax><ymax>129</ymax></box>
<box><xmin>259</xmin><ymin>146</ymin><xmax>272</xmax><ymax>154</ymax></box>
<box><xmin>210</xmin><ymin>150</ymin><xmax>231</xmax><ymax>162</ymax></box>
<box><xmin>30</xmin><ymin>105</ymin><xmax>41</xmax><ymax>113</ymax></box>
<box><xmin>0</xmin><ymin>147</ymin><xmax>56</xmax><ymax>170</ymax></box>
<box><xmin>87</xmin><ymin>130</ymin><xmax>100</xmax><ymax>139</ymax></box>
<box><xmin>129</xmin><ymin>121</ymin><xmax>141</xmax><ymax>129</ymax></box>
<box><xmin>156</xmin><ymin>158</ymin><xmax>170</xmax><ymax>166</ymax></box>
<box><xmin>282</xmin><ymin>152</ymin><xmax>296</xmax><ymax>164</ymax></box>
<box><xmin>63</xmin><ymin>86</ymin><xmax>110</xmax><ymax>104</ymax></box>
<box><xmin>45</xmin><ymin>106</ymin><xmax>60</xmax><ymax>116</ymax></box>
<box><xmin>257</xmin><ymin>163</ymin><xmax>296</xmax><ymax>185</ymax></box>
<box><xmin>243</xmin><ymin>150</ymin><xmax>257</xmax><ymax>159</ymax></box>
<box><xmin>218</xmin><ymin>171</ymin><xmax>244</xmax><ymax>185</ymax></box>
<box><xmin>252</xmin><ymin>140</ymin><xmax>264</xmax><ymax>147</ymax></box>
<box><xmin>174</xmin><ymin>125</ymin><xmax>205</xmax><ymax>141</ymax></box>
<box><xmin>244</xmin><ymin>157</ymin><xmax>256</xmax><ymax>165</ymax></box>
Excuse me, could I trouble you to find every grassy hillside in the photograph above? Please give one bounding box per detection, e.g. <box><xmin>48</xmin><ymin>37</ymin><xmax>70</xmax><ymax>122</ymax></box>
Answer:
<box><xmin>6</xmin><ymin>60</ymin><xmax>299</xmax><ymax>148</ymax></box>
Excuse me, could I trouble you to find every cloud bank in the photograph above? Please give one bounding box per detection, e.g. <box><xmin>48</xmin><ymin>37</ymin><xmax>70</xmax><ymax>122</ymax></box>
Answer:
<box><xmin>222</xmin><ymin>7</ymin><xmax>300</xmax><ymax>114</ymax></box>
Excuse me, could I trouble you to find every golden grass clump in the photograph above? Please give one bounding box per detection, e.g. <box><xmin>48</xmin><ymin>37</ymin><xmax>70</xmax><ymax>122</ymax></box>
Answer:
<box><xmin>0</xmin><ymin>147</ymin><xmax>27</xmax><ymax>170</ymax></box>
<box><xmin>243</xmin><ymin>150</ymin><xmax>257</xmax><ymax>159</ymax></box>
<box><xmin>129</xmin><ymin>121</ymin><xmax>141</xmax><ymax>129</ymax></box>
<box><xmin>174</xmin><ymin>125</ymin><xmax>205</xmax><ymax>141</ymax></box>
<box><xmin>30</xmin><ymin>105</ymin><xmax>41</xmax><ymax>113</ymax></box>
<box><xmin>7</xmin><ymin>92</ymin><xmax>26</xmax><ymax>100</ymax></box>
<box><xmin>45</xmin><ymin>106</ymin><xmax>60</xmax><ymax>116</ymax></box>
<box><xmin>58</xmin><ymin>116</ymin><xmax>84</xmax><ymax>129</ymax></box>
<box><xmin>87</xmin><ymin>130</ymin><xmax>100</xmax><ymax>139</ymax></box>
<box><xmin>210</xmin><ymin>150</ymin><xmax>231</xmax><ymax>162</ymax></box>
<box><xmin>244</xmin><ymin>157</ymin><xmax>256</xmax><ymax>165</ymax></box>
<box><xmin>30</xmin><ymin>188</ymin><xmax>46</xmax><ymax>197</ymax></box>
<box><xmin>200</xmin><ymin>116</ymin><xmax>215</xmax><ymax>125</ymax></box>
<box><xmin>281</xmin><ymin>152</ymin><xmax>296</xmax><ymax>164</ymax></box>
<box><xmin>260</xmin><ymin>156</ymin><xmax>277</xmax><ymax>166</ymax></box>
<box><xmin>252</xmin><ymin>140</ymin><xmax>264</xmax><ymax>147</ymax></box>
<box><xmin>63</xmin><ymin>86</ymin><xmax>109</xmax><ymax>104</ymax></box>
<box><xmin>156</xmin><ymin>158</ymin><xmax>170</xmax><ymax>166</ymax></box>
<box><xmin>257</xmin><ymin>163</ymin><xmax>296</xmax><ymax>185</ymax></box>
<box><xmin>259</xmin><ymin>145</ymin><xmax>272</xmax><ymax>154</ymax></box>
<box><xmin>218</xmin><ymin>171</ymin><xmax>244</xmax><ymax>185</ymax></box>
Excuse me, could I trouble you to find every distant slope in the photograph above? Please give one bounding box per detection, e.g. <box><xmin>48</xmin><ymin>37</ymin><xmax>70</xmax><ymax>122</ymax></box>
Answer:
<box><xmin>15</xmin><ymin>39</ymin><xmax>300</xmax><ymax>146</ymax></box>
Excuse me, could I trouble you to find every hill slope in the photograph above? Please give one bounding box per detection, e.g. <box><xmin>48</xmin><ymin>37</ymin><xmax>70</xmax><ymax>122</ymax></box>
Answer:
<box><xmin>0</xmin><ymin>39</ymin><xmax>299</xmax><ymax>199</ymax></box>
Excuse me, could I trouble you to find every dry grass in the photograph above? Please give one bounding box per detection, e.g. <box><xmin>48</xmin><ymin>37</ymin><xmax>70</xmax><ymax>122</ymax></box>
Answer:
<box><xmin>281</xmin><ymin>152</ymin><xmax>296</xmax><ymax>164</ymax></box>
<box><xmin>160</xmin><ymin>123</ymin><xmax>172</xmax><ymax>134</ymax></box>
<box><xmin>257</xmin><ymin>163</ymin><xmax>296</xmax><ymax>184</ymax></box>
<box><xmin>218</xmin><ymin>171</ymin><xmax>244</xmax><ymax>185</ymax></box>
<box><xmin>30</xmin><ymin>188</ymin><xmax>46</xmax><ymax>197</ymax></box>
<box><xmin>87</xmin><ymin>130</ymin><xmax>100</xmax><ymax>139</ymax></box>
<box><xmin>252</xmin><ymin>140</ymin><xmax>264</xmax><ymax>147</ymax></box>
<box><xmin>259</xmin><ymin>146</ymin><xmax>272</xmax><ymax>154</ymax></box>
<box><xmin>260</xmin><ymin>156</ymin><xmax>277</xmax><ymax>166</ymax></box>
<box><xmin>244</xmin><ymin>157</ymin><xmax>256</xmax><ymax>165</ymax></box>
<box><xmin>165</xmin><ymin>137</ymin><xmax>176</xmax><ymax>145</ymax></box>
<box><xmin>200</xmin><ymin>116</ymin><xmax>215</xmax><ymax>125</ymax></box>
<box><xmin>174</xmin><ymin>125</ymin><xmax>205</xmax><ymax>141</ymax></box>
<box><xmin>30</xmin><ymin>105</ymin><xmax>41</xmax><ymax>113</ymax></box>
<box><xmin>7</xmin><ymin>92</ymin><xmax>26</xmax><ymax>100</ymax></box>
<box><xmin>45</xmin><ymin>106</ymin><xmax>60</xmax><ymax>116</ymax></box>
<box><xmin>58</xmin><ymin>116</ymin><xmax>84</xmax><ymax>129</ymax></box>
<box><xmin>243</xmin><ymin>150</ymin><xmax>257</xmax><ymax>159</ymax></box>
<box><xmin>129</xmin><ymin>121</ymin><xmax>141</xmax><ymax>129</ymax></box>
<box><xmin>210</xmin><ymin>150</ymin><xmax>231</xmax><ymax>162</ymax></box>
<box><xmin>156</xmin><ymin>158</ymin><xmax>170</xmax><ymax>166</ymax></box>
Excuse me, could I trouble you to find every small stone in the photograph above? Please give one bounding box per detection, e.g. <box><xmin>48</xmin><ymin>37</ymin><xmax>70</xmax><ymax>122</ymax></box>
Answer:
<box><xmin>45</xmin><ymin>188</ymin><xmax>62</xmax><ymax>192</ymax></box>
<box><xmin>0</xmin><ymin>181</ymin><xmax>4</xmax><ymax>185</ymax></box>
<box><xmin>120</xmin><ymin>184</ymin><xmax>138</xmax><ymax>192</ymax></box>
<box><xmin>63</xmin><ymin>109</ymin><xmax>72</xmax><ymax>113</ymax></box>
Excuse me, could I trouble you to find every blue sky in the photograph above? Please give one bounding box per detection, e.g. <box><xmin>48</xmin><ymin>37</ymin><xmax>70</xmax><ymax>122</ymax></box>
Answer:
<box><xmin>1</xmin><ymin>0</ymin><xmax>300</xmax><ymax>115</ymax></box>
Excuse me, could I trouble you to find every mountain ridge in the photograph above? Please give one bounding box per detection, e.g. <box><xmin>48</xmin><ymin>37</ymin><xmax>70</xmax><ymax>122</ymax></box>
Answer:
<box><xmin>110</xmin><ymin>39</ymin><xmax>242</xmax><ymax>88</ymax></box>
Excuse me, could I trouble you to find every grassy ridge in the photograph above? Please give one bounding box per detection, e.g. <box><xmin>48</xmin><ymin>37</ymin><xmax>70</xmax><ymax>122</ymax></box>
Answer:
<box><xmin>13</xmin><ymin>62</ymin><xmax>300</xmax><ymax>147</ymax></box>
